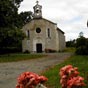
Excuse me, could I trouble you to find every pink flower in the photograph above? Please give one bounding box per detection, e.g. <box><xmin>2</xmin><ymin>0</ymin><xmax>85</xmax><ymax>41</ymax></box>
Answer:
<box><xmin>59</xmin><ymin>65</ymin><xmax>73</xmax><ymax>77</ymax></box>
<box><xmin>67</xmin><ymin>76</ymin><xmax>85</xmax><ymax>87</ymax></box>
<box><xmin>16</xmin><ymin>72</ymin><xmax>48</xmax><ymax>88</ymax></box>
<box><xmin>59</xmin><ymin>65</ymin><xmax>85</xmax><ymax>88</ymax></box>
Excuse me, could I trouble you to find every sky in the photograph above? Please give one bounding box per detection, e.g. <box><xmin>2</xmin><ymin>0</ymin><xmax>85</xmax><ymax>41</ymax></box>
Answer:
<box><xmin>19</xmin><ymin>0</ymin><xmax>88</xmax><ymax>41</ymax></box>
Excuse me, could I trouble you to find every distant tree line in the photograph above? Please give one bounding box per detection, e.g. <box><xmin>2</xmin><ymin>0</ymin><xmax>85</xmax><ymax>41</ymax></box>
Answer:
<box><xmin>66</xmin><ymin>35</ymin><xmax>88</xmax><ymax>55</ymax></box>
<box><xmin>66</xmin><ymin>39</ymin><xmax>76</xmax><ymax>47</ymax></box>
<box><xmin>0</xmin><ymin>0</ymin><xmax>33</xmax><ymax>54</ymax></box>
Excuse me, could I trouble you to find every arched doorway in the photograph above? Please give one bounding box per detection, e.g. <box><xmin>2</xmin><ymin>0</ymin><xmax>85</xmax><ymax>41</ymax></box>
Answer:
<box><xmin>36</xmin><ymin>43</ymin><xmax>42</xmax><ymax>53</ymax></box>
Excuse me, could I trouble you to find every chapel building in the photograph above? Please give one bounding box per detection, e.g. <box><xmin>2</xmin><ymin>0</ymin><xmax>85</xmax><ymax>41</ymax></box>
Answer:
<box><xmin>22</xmin><ymin>1</ymin><xmax>65</xmax><ymax>53</ymax></box>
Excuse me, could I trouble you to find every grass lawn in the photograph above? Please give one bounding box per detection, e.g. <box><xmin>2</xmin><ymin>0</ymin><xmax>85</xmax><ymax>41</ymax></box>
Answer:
<box><xmin>42</xmin><ymin>55</ymin><xmax>88</xmax><ymax>88</ymax></box>
<box><xmin>63</xmin><ymin>47</ymin><xmax>76</xmax><ymax>53</ymax></box>
<box><xmin>0</xmin><ymin>53</ymin><xmax>47</xmax><ymax>63</ymax></box>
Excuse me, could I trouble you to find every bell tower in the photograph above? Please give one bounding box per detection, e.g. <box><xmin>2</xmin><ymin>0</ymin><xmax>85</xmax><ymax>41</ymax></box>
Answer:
<box><xmin>33</xmin><ymin>1</ymin><xmax>42</xmax><ymax>18</ymax></box>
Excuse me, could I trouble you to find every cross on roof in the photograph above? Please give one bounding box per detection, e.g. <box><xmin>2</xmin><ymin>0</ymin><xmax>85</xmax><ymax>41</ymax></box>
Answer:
<box><xmin>36</xmin><ymin>0</ymin><xmax>39</xmax><ymax>5</ymax></box>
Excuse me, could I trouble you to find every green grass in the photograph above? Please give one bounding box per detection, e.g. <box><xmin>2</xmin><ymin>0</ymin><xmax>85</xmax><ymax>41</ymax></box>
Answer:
<box><xmin>0</xmin><ymin>53</ymin><xmax>46</xmax><ymax>63</ymax></box>
<box><xmin>63</xmin><ymin>47</ymin><xmax>76</xmax><ymax>53</ymax></box>
<box><xmin>42</xmin><ymin>55</ymin><xmax>88</xmax><ymax>88</ymax></box>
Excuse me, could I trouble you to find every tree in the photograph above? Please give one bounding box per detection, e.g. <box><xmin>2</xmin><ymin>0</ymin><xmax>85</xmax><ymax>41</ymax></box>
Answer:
<box><xmin>75</xmin><ymin>36</ymin><xmax>88</xmax><ymax>55</ymax></box>
<box><xmin>0</xmin><ymin>0</ymin><xmax>32</xmax><ymax>54</ymax></box>
<box><xmin>18</xmin><ymin>11</ymin><xmax>33</xmax><ymax>28</ymax></box>
<box><xmin>0</xmin><ymin>28</ymin><xmax>25</xmax><ymax>47</ymax></box>
<box><xmin>66</xmin><ymin>39</ymin><xmax>76</xmax><ymax>47</ymax></box>
<box><xmin>79</xmin><ymin>32</ymin><xmax>84</xmax><ymax>37</ymax></box>
<box><xmin>0</xmin><ymin>0</ymin><xmax>23</xmax><ymax>28</ymax></box>
<box><xmin>0</xmin><ymin>0</ymin><xmax>33</xmax><ymax>28</ymax></box>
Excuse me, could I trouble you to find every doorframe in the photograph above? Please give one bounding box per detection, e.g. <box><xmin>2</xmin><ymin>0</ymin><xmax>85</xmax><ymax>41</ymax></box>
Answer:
<box><xmin>33</xmin><ymin>39</ymin><xmax>45</xmax><ymax>53</ymax></box>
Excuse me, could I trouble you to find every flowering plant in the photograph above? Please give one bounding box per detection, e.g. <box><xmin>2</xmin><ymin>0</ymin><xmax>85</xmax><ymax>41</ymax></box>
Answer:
<box><xmin>16</xmin><ymin>72</ymin><xmax>48</xmax><ymax>88</ymax></box>
<box><xmin>59</xmin><ymin>65</ymin><xmax>85</xmax><ymax>88</ymax></box>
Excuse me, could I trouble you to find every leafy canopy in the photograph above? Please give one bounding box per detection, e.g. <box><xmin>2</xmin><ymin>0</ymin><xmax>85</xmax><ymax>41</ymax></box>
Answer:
<box><xmin>0</xmin><ymin>0</ymin><xmax>32</xmax><ymax>53</ymax></box>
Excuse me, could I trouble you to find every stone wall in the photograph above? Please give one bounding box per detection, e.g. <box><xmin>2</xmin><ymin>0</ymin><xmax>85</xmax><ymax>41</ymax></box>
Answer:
<box><xmin>22</xmin><ymin>18</ymin><xmax>65</xmax><ymax>53</ymax></box>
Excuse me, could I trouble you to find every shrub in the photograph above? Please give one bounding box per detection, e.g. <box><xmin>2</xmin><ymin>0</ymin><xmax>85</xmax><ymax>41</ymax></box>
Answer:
<box><xmin>75</xmin><ymin>37</ymin><xmax>88</xmax><ymax>55</ymax></box>
<box><xmin>23</xmin><ymin>50</ymin><xmax>30</xmax><ymax>54</ymax></box>
<box><xmin>45</xmin><ymin>49</ymin><xmax>56</xmax><ymax>53</ymax></box>
<box><xmin>75</xmin><ymin>46</ymin><xmax>87</xmax><ymax>55</ymax></box>
<box><xmin>0</xmin><ymin>47</ymin><xmax>21</xmax><ymax>54</ymax></box>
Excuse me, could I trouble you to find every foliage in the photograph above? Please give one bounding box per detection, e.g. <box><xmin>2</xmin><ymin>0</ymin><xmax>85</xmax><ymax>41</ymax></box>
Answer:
<box><xmin>0</xmin><ymin>28</ymin><xmax>25</xmax><ymax>47</ymax></box>
<box><xmin>0</xmin><ymin>0</ymin><xmax>33</xmax><ymax>54</ymax></box>
<box><xmin>0</xmin><ymin>27</ymin><xmax>26</xmax><ymax>54</ymax></box>
<box><xmin>0</xmin><ymin>0</ymin><xmax>33</xmax><ymax>28</ymax></box>
<box><xmin>18</xmin><ymin>11</ymin><xmax>33</xmax><ymax>28</ymax></box>
<box><xmin>75</xmin><ymin>37</ymin><xmax>88</xmax><ymax>55</ymax></box>
<box><xmin>66</xmin><ymin>40</ymin><xmax>76</xmax><ymax>47</ymax></box>
<box><xmin>42</xmin><ymin>55</ymin><xmax>88</xmax><ymax>88</ymax></box>
<box><xmin>0</xmin><ymin>0</ymin><xmax>23</xmax><ymax>28</ymax></box>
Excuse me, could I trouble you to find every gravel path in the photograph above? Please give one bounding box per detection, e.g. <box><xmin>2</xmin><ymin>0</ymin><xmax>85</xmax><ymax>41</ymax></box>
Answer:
<box><xmin>0</xmin><ymin>53</ymin><xmax>72</xmax><ymax>88</ymax></box>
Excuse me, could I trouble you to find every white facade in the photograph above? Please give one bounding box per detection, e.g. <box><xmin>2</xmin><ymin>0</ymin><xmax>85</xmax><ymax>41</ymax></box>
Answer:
<box><xmin>22</xmin><ymin>1</ymin><xmax>65</xmax><ymax>53</ymax></box>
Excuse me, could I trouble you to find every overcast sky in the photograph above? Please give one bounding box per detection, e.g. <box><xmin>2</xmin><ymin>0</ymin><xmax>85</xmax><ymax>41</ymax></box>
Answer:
<box><xmin>19</xmin><ymin>0</ymin><xmax>88</xmax><ymax>41</ymax></box>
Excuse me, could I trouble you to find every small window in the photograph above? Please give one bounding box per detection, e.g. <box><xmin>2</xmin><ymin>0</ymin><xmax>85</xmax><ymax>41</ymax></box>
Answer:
<box><xmin>36</xmin><ymin>27</ymin><xmax>41</xmax><ymax>33</ymax></box>
<box><xmin>36</xmin><ymin>10</ymin><xmax>39</xmax><ymax>13</ymax></box>
<box><xmin>27</xmin><ymin>30</ymin><xmax>30</xmax><ymax>39</ymax></box>
<box><xmin>47</xmin><ymin>28</ymin><xmax>51</xmax><ymax>38</ymax></box>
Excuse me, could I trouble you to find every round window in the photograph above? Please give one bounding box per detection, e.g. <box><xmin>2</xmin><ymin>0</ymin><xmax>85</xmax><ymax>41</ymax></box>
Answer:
<box><xmin>36</xmin><ymin>28</ymin><xmax>41</xmax><ymax>33</ymax></box>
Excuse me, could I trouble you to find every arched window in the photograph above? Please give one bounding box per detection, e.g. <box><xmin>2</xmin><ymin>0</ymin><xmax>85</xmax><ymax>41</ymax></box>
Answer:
<box><xmin>27</xmin><ymin>30</ymin><xmax>30</xmax><ymax>39</ymax></box>
<box><xmin>47</xmin><ymin>28</ymin><xmax>51</xmax><ymax>38</ymax></box>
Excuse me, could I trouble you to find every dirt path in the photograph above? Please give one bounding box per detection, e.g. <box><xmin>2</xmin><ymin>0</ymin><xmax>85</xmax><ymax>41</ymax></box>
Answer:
<box><xmin>0</xmin><ymin>53</ymin><xmax>72</xmax><ymax>88</ymax></box>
